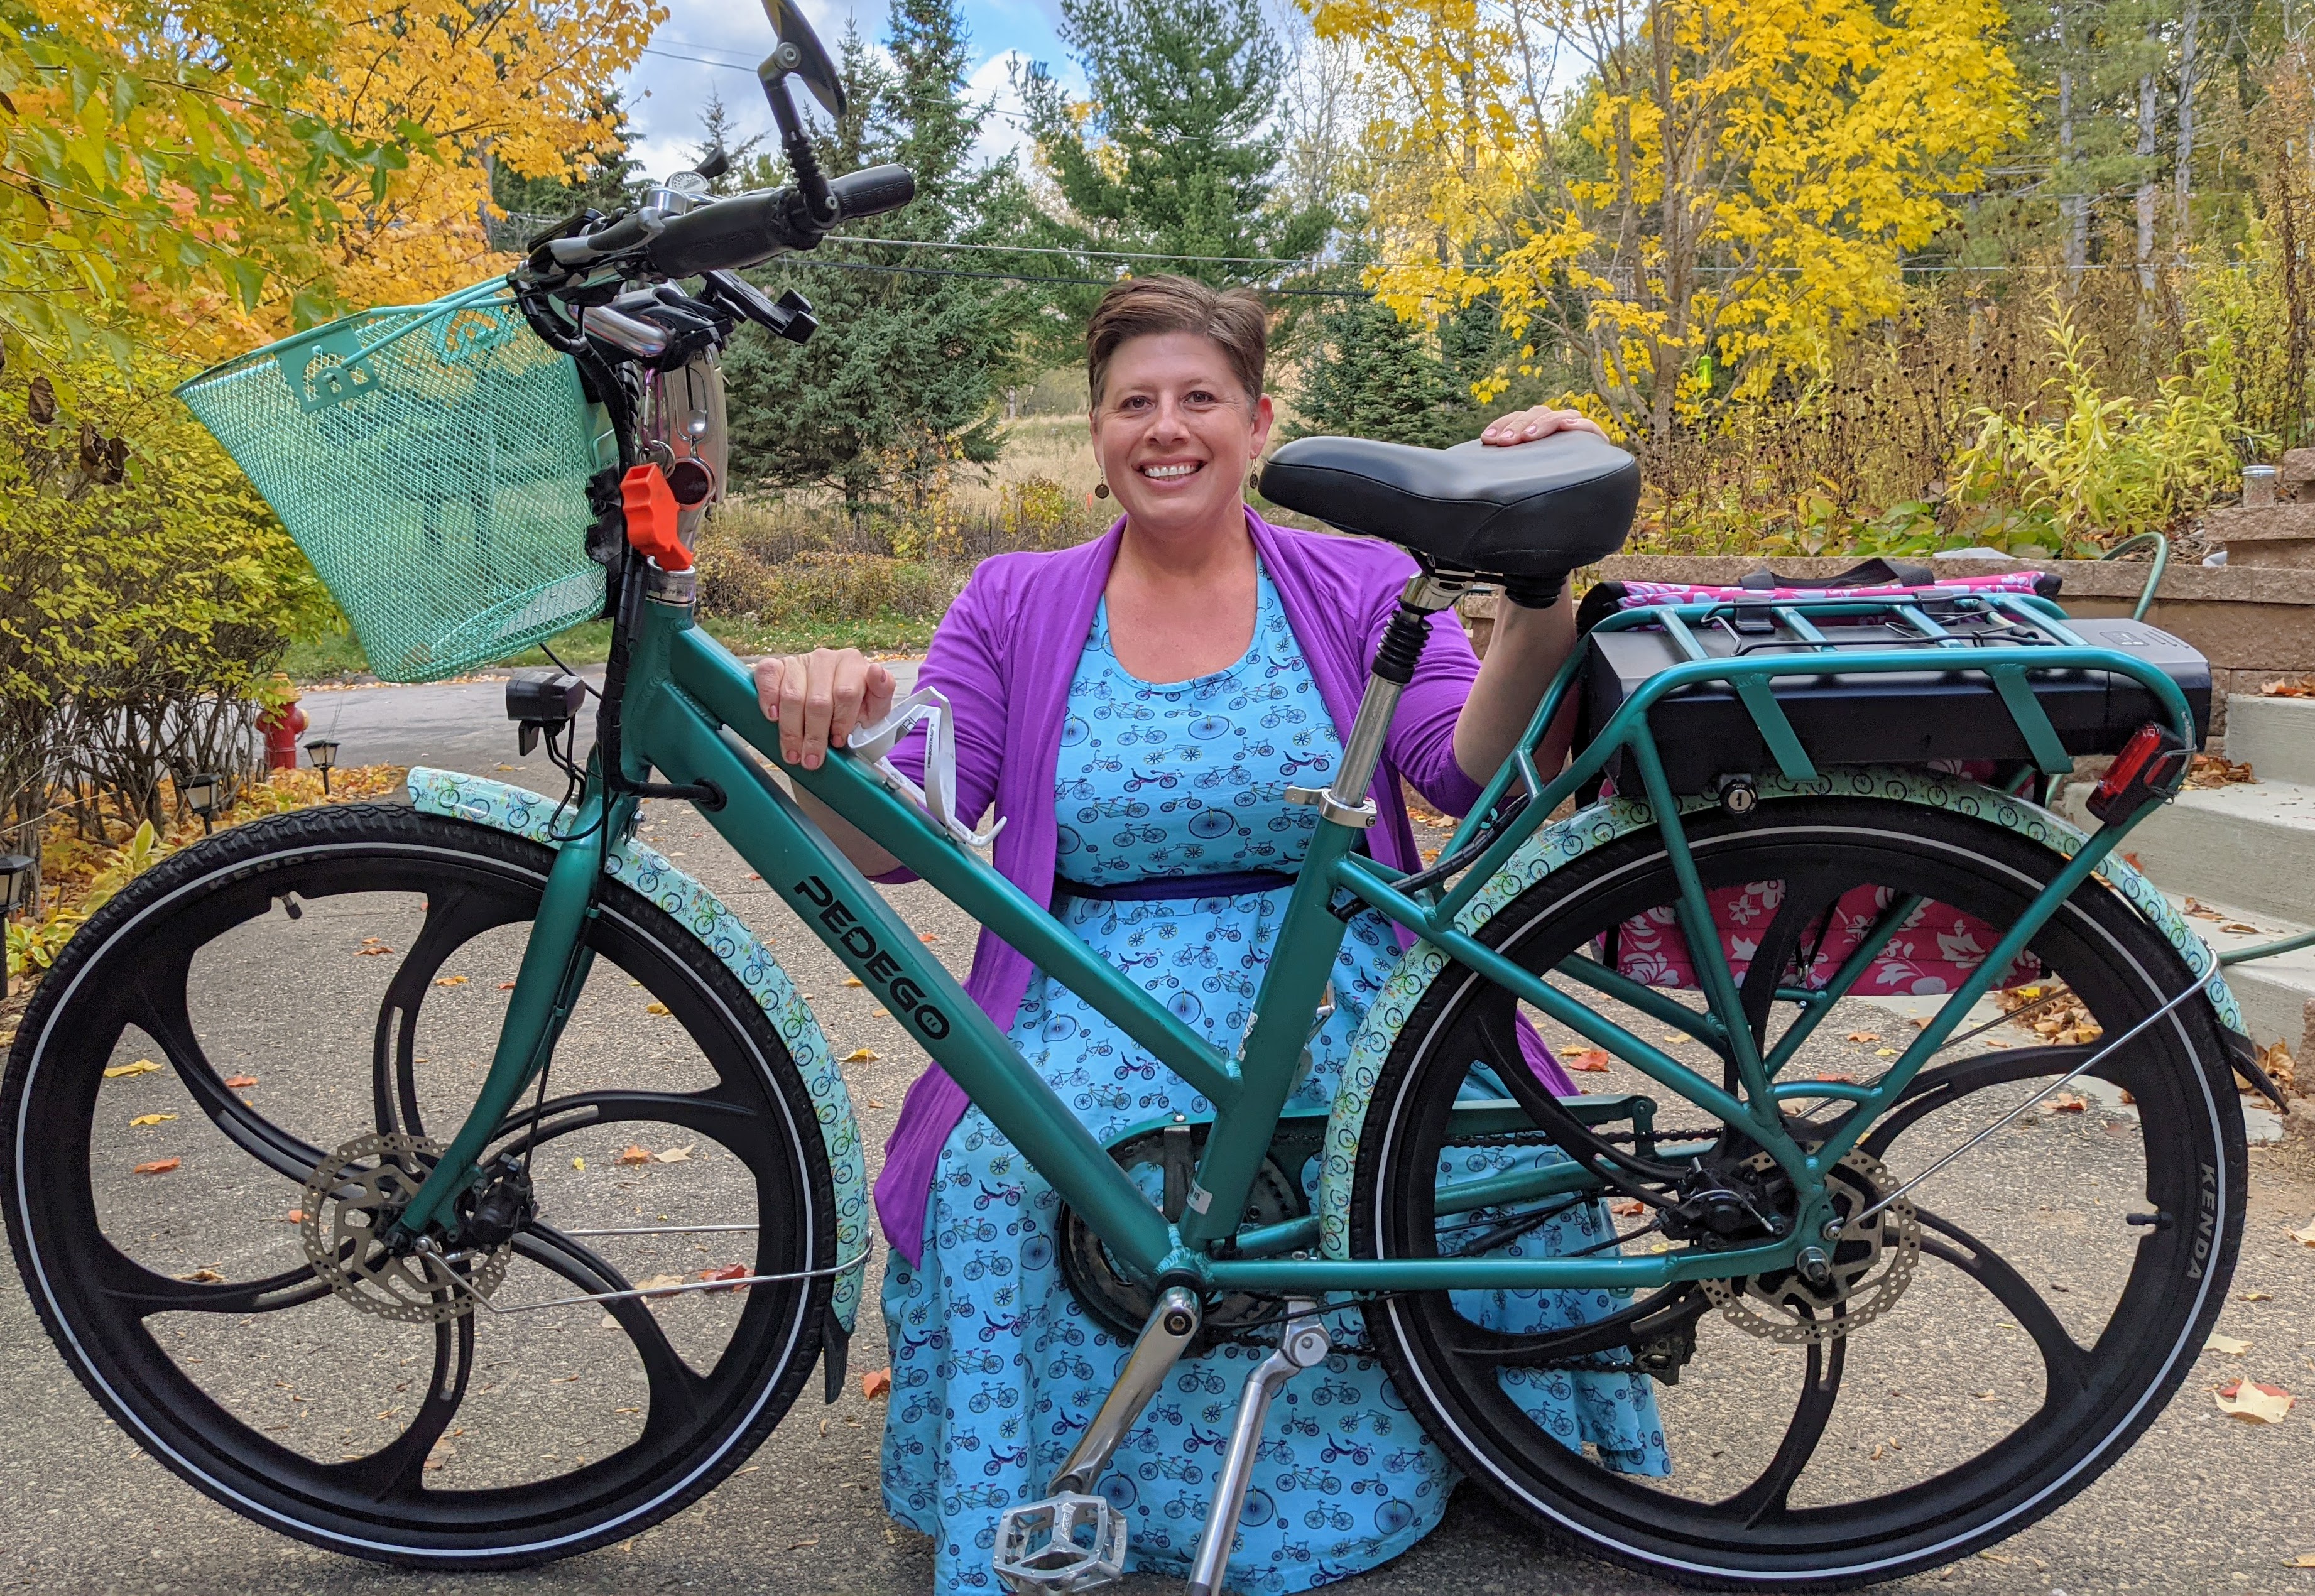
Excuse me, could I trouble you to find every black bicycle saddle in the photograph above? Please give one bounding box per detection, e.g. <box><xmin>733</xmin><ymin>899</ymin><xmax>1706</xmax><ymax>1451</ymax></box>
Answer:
<box><xmin>1257</xmin><ymin>432</ymin><xmax>1640</xmax><ymax>582</ymax></box>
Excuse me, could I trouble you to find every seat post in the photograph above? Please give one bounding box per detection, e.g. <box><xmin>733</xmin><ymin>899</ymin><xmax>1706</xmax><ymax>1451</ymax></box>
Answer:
<box><xmin>1291</xmin><ymin>570</ymin><xmax>1470</xmax><ymax>828</ymax></box>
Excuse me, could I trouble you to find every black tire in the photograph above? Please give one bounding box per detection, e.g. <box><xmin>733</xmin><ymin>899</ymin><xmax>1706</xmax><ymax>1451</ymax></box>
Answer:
<box><xmin>3</xmin><ymin>803</ymin><xmax>835</xmax><ymax>1569</ymax></box>
<box><xmin>1351</xmin><ymin>796</ymin><xmax>2246</xmax><ymax>1590</ymax></box>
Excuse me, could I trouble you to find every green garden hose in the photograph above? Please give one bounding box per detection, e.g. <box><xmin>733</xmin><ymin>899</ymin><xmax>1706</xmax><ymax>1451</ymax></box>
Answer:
<box><xmin>2099</xmin><ymin>531</ymin><xmax>2170</xmax><ymax>622</ymax></box>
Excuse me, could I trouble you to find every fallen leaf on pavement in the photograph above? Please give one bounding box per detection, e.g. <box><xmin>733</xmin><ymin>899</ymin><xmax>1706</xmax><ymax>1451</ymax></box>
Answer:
<box><xmin>862</xmin><ymin>1369</ymin><xmax>893</xmax><ymax>1399</ymax></box>
<box><xmin>2243</xmin><ymin>1291</ymin><xmax>2274</xmax><ymax>1301</ymax></box>
<box><xmin>1844</xmin><ymin>1031</ymin><xmax>1881</xmax><ymax>1045</ymax></box>
<box><xmin>695</xmin><ymin>1264</ymin><xmax>749</xmax><ymax>1292</ymax></box>
<box><xmin>645</xmin><ymin>1001</ymin><xmax>670</xmax><ymax>1016</ymax></box>
<box><xmin>634</xmin><ymin>1274</ymin><xmax>685</xmax><ymax>1299</ymax></box>
<box><xmin>918</xmin><ymin>933</ymin><xmax>940</xmax><ymax>944</ymax></box>
<box><xmin>2206</xmin><ymin>1333</ymin><xmax>2252</xmax><ymax>1355</ymax></box>
<box><xmin>435</xmin><ymin>975</ymin><xmax>468</xmax><ymax>987</ymax></box>
<box><xmin>104</xmin><ymin>1059</ymin><xmax>160</xmax><ymax>1078</ymax></box>
<box><xmin>788</xmin><ymin>1539</ymin><xmax>820</xmax><ymax>1551</ymax></box>
<box><xmin>617</xmin><ymin>1145</ymin><xmax>652</xmax><ymax>1166</ymax></box>
<box><xmin>1611</xmin><ymin>1200</ymin><xmax>1647</xmax><ymax>1217</ymax></box>
<box><xmin>2216</xmin><ymin>1380</ymin><xmax>2294</xmax><ymax>1423</ymax></box>
<box><xmin>498</xmin><ymin>982</ymin><xmax>516</xmax><ymax>990</ymax></box>
<box><xmin>286</xmin><ymin>1208</ymin><xmax>305</xmax><ymax>1223</ymax></box>
<box><xmin>356</xmin><ymin>944</ymin><xmax>392</xmax><ymax>957</ymax></box>
<box><xmin>842</xmin><ymin>1048</ymin><xmax>880</xmax><ymax>1063</ymax></box>
<box><xmin>2044</xmin><ymin>1094</ymin><xmax>2088</xmax><ymax>1113</ymax></box>
<box><xmin>133</xmin><ymin>1158</ymin><xmax>180</xmax><ymax>1175</ymax></box>
<box><xmin>222</xmin><ymin>1075</ymin><xmax>258</xmax><ymax>1089</ymax></box>
<box><xmin>654</xmin><ymin>1144</ymin><xmax>693</xmax><ymax>1163</ymax></box>
<box><xmin>2287</xmin><ymin>1551</ymin><xmax>2315</xmax><ymax>1568</ymax></box>
<box><xmin>2291</xmin><ymin>1219</ymin><xmax>2315</xmax><ymax>1247</ymax></box>
<box><xmin>128</xmin><ymin>1113</ymin><xmax>176</xmax><ymax>1127</ymax></box>
<box><xmin>1564</xmin><ymin>1048</ymin><xmax>1611</xmax><ymax>1072</ymax></box>
<box><xmin>841</xmin><ymin>977</ymin><xmax>863</xmax><ymax>987</ymax></box>
<box><xmin>1875</xmin><ymin>1048</ymin><xmax>1898</xmax><ymax>1058</ymax></box>
<box><xmin>1812</xmin><ymin>1072</ymin><xmax>1856</xmax><ymax>1084</ymax></box>
<box><xmin>571</xmin><ymin>1156</ymin><xmax>586</xmax><ymax>1170</ymax></box>
<box><xmin>2255</xmin><ymin>1041</ymin><xmax>2298</xmax><ymax>1099</ymax></box>
<box><xmin>2182</xmin><ymin>898</ymin><xmax>2226</xmax><ymax>921</ymax></box>
<box><xmin>176</xmin><ymin>1268</ymin><xmax>225</xmax><ymax>1283</ymax></box>
<box><xmin>2224</xmin><ymin>922</ymin><xmax>2262</xmax><ymax>935</ymax></box>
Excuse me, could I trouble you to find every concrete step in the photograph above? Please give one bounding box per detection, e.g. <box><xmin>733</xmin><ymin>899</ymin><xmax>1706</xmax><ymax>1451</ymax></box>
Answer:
<box><xmin>2063</xmin><ymin>776</ymin><xmax>2315</xmax><ymax>930</ymax></box>
<box><xmin>2224</xmin><ymin>692</ymin><xmax>2315</xmax><ymax>785</ymax></box>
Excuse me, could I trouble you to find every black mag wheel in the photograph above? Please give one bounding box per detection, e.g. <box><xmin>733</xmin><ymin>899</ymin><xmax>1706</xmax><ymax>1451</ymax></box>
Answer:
<box><xmin>2</xmin><ymin>803</ymin><xmax>835</xmax><ymax>1568</ymax></box>
<box><xmin>1351</xmin><ymin>795</ymin><xmax>2247</xmax><ymax>1590</ymax></box>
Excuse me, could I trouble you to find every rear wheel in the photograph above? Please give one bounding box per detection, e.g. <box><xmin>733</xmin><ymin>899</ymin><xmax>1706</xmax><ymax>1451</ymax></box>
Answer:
<box><xmin>3</xmin><ymin>804</ymin><xmax>835</xmax><ymax>1568</ymax></box>
<box><xmin>1353</xmin><ymin>796</ymin><xmax>2246</xmax><ymax>1589</ymax></box>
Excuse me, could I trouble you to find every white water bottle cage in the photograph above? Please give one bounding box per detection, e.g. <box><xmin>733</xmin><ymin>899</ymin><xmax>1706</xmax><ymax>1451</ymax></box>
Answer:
<box><xmin>845</xmin><ymin>686</ymin><xmax>1006</xmax><ymax>850</ymax></box>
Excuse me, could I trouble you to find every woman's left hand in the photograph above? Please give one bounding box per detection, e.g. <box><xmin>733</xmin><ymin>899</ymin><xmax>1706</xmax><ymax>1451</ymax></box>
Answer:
<box><xmin>1479</xmin><ymin>406</ymin><xmax>1607</xmax><ymax>447</ymax></box>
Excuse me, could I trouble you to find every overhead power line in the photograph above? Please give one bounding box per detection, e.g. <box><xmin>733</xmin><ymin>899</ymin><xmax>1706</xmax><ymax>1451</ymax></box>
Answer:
<box><xmin>769</xmin><ymin>256</ymin><xmax>1370</xmax><ymax>296</ymax></box>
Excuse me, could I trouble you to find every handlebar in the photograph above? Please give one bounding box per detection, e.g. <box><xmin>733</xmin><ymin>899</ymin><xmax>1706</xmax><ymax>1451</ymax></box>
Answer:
<box><xmin>641</xmin><ymin>163</ymin><xmax>918</xmax><ymax>279</ymax></box>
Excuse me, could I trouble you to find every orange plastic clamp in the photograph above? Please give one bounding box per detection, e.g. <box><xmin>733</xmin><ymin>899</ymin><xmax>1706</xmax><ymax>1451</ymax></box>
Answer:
<box><xmin>620</xmin><ymin>464</ymin><xmax>691</xmax><ymax>572</ymax></box>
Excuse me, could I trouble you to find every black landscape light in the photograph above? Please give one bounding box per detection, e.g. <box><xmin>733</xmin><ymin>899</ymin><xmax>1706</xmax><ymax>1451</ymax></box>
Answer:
<box><xmin>0</xmin><ymin>852</ymin><xmax>35</xmax><ymax>1000</ymax></box>
<box><xmin>186</xmin><ymin>771</ymin><xmax>226</xmax><ymax>835</ymax></box>
<box><xmin>305</xmin><ymin>737</ymin><xmax>340</xmax><ymax>795</ymax></box>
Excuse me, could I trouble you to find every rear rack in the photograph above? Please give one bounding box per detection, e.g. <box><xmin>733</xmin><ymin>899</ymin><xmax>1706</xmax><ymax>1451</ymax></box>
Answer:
<box><xmin>1578</xmin><ymin>590</ymin><xmax>2198</xmax><ymax>791</ymax></box>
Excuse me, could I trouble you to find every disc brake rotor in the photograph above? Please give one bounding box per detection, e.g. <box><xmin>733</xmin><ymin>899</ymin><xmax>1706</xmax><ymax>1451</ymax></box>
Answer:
<box><xmin>1703</xmin><ymin>1149</ymin><xmax>1919</xmax><ymax>1345</ymax></box>
<box><xmin>300</xmin><ymin>1132</ymin><xmax>509</xmax><ymax>1324</ymax></box>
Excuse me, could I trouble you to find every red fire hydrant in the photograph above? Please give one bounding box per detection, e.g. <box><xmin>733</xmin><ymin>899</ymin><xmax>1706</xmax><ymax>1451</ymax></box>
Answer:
<box><xmin>260</xmin><ymin>692</ymin><xmax>308</xmax><ymax>771</ymax></box>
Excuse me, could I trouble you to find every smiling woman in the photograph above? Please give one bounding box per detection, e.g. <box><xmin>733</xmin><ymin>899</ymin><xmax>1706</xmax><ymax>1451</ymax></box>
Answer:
<box><xmin>743</xmin><ymin>275</ymin><xmax>1663</xmax><ymax>1593</ymax></box>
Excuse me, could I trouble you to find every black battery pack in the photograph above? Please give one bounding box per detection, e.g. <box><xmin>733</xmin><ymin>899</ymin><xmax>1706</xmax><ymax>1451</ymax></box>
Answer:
<box><xmin>1575</xmin><ymin>609</ymin><xmax>2211</xmax><ymax>796</ymax></box>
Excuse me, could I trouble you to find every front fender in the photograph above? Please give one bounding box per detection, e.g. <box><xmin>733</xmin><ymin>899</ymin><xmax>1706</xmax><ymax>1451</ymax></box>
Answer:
<box><xmin>405</xmin><ymin>768</ymin><xmax>870</xmax><ymax>1333</ymax></box>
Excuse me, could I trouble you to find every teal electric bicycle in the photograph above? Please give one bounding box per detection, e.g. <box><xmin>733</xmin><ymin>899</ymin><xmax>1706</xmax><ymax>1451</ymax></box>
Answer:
<box><xmin>1</xmin><ymin>6</ymin><xmax>2272</xmax><ymax>1588</ymax></box>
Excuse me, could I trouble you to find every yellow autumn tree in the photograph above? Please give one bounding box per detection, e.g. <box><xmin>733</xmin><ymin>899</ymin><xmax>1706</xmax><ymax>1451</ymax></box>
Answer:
<box><xmin>301</xmin><ymin>0</ymin><xmax>663</xmax><ymax>330</ymax></box>
<box><xmin>1311</xmin><ymin>0</ymin><xmax>2025</xmax><ymax>450</ymax></box>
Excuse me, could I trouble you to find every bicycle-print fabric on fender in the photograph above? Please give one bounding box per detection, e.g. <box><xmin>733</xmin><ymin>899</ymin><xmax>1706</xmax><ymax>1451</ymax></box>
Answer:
<box><xmin>878</xmin><ymin>573</ymin><xmax>1666</xmax><ymax>1595</ymax></box>
<box><xmin>405</xmin><ymin>766</ymin><xmax>873</xmax><ymax>1332</ymax></box>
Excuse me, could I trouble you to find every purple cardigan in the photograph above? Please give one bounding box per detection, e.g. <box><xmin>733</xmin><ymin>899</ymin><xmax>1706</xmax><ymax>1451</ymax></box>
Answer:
<box><xmin>872</xmin><ymin>509</ymin><xmax>1574</xmax><ymax>1262</ymax></box>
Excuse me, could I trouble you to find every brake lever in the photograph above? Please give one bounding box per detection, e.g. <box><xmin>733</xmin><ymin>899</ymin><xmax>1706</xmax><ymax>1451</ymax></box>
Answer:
<box><xmin>699</xmin><ymin>272</ymin><xmax>817</xmax><ymax>345</ymax></box>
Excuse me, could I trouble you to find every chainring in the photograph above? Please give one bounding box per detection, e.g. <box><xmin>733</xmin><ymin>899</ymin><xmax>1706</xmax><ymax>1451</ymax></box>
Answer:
<box><xmin>1702</xmin><ymin>1149</ymin><xmax>1919</xmax><ymax>1345</ymax></box>
<box><xmin>300</xmin><ymin>1132</ymin><xmax>509</xmax><ymax>1324</ymax></box>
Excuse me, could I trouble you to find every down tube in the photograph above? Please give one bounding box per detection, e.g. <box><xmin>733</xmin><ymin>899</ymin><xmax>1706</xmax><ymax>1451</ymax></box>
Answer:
<box><xmin>647</xmin><ymin>698</ymin><xmax>1174</xmax><ymax>1278</ymax></box>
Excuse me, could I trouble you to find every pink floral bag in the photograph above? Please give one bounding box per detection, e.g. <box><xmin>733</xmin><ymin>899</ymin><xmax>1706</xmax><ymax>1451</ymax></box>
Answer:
<box><xmin>1579</xmin><ymin>561</ymin><xmax>2056</xmax><ymax>999</ymax></box>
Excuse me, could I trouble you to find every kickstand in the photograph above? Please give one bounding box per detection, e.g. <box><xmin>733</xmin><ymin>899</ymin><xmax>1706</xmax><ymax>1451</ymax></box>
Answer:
<box><xmin>1185</xmin><ymin>1300</ymin><xmax>1330</xmax><ymax>1596</ymax></box>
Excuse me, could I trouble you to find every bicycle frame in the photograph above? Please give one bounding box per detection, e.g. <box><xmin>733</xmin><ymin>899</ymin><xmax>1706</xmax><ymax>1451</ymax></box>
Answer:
<box><xmin>393</xmin><ymin>572</ymin><xmax>2201</xmax><ymax>1304</ymax></box>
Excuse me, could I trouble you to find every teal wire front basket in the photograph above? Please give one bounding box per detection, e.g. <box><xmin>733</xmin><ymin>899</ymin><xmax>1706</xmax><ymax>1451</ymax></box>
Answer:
<box><xmin>177</xmin><ymin>280</ymin><xmax>607</xmax><ymax>683</ymax></box>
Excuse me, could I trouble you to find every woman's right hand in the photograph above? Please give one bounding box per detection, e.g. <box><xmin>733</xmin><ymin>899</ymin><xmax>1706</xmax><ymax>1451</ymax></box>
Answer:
<box><xmin>753</xmin><ymin>648</ymin><xmax>896</xmax><ymax>771</ymax></box>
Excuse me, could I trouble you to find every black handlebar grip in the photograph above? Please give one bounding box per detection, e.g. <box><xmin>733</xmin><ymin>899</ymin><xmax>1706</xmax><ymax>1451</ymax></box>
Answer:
<box><xmin>648</xmin><ymin>190</ymin><xmax>807</xmax><ymax>279</ymax></box>
<box><xmin>829</xmin><ymin>164</ymin><xmax>917</xmax><ymax>222</ymax></box>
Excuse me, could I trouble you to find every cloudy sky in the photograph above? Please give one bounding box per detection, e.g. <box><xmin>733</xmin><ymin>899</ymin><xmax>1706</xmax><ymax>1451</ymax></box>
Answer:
<box><xmin>616</xmin><ymin>0</ymin><xmax>1082</xmax><ymax>183</ymax></box>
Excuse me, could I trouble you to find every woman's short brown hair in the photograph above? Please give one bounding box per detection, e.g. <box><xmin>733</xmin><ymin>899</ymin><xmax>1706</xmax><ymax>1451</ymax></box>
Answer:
<box><xmin>1085</xmin><ymin>274</ymin><xmax>1268</xmax><ymax>410</ymax></box>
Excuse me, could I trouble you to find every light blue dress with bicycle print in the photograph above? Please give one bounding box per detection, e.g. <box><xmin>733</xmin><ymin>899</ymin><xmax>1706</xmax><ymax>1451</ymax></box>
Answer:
<box><xmin>880</xmin><ymin>567</ymin><xmax>1668</xmax><ymax>1593</ymax></box>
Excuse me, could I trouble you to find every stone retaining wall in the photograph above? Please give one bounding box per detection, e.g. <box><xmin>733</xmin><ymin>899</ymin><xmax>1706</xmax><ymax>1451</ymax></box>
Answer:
<box><xmin>1463</xmin><ymin>555</ymin><xmax>2315</xmax><ymax>739</ymax></box>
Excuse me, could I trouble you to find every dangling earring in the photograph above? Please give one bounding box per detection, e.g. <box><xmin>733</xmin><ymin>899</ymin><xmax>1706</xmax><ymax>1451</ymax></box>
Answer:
<box><xmin>1093</xmin><ymin>480</ymin><xmax>1110</xmax><ymax>499</ymax></box>
<box><xmin>1247</xmin><ymin>468</ymin><xmax>1261</xmax><ymax>494</ymax></box>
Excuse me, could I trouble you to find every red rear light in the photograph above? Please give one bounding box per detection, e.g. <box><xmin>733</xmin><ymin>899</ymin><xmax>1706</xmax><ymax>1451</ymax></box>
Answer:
<box><xmin>2088</xmin><ymin>722</ymin><xmax>2190</xmax><ymax>823</ymax></box>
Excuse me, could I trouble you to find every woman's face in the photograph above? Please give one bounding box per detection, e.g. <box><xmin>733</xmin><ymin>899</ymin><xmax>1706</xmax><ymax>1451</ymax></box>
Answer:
<box><xmin>1091</xmin><ymin>330</ymin><xmax>1273</xmax><ymax>543</ymax></box>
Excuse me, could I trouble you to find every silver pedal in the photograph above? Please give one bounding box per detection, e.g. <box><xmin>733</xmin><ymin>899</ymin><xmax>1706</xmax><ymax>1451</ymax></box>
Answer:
<box><xmin>1185</xmin><ymin>1300</ymin><xmax>1330</xmax><ymax>1596</ymax></box>
<box><xmin>992</xmin><ymin>1492</ymin><xmax>1128</xmax><ymax>1594</ymax></box>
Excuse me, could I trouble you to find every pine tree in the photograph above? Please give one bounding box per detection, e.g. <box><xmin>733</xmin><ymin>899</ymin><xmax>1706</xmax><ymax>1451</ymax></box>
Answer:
<box><xmin>723</xmin><ymin>0</ymin><xmax>1038</xmax><ymax>523</ymax></box>
<box><xmin>1018</xmin><ymin>0</ymin><xmax>1334</xmax><ymax>331</ymax></box>
<box><xmin>1292</xmin><ymin>294</ymin><xmax>1486</xmax><ymax>448</ymax></box>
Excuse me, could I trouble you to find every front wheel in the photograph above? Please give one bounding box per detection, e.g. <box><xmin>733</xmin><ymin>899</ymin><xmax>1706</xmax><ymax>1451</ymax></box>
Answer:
<box><xmin>1352</xmin><ymin>795</ymin><xmax>2246</xmax><ymax>1589</ymax></box>
<box><xmin>3</xmin><ymin>804</ymin><xmax>836</xmax><ymax>1568</ymax></box>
